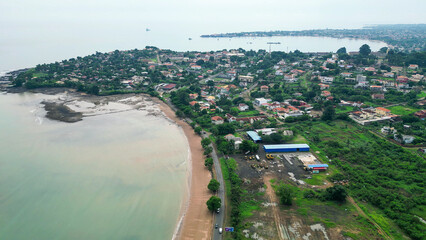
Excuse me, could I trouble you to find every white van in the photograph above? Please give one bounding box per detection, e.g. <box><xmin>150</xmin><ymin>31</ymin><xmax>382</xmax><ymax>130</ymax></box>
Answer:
<box><xmin>218</xmin><ymin>228</ymin><xmax>223</xmax><ymax>234</ymax></box>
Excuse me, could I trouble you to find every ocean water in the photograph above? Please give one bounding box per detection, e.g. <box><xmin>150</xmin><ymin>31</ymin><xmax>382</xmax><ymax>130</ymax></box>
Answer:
<box><xmin>0</xmin><ymin>92</ymin><xmax>189</xmax><ymax>240</ymax></box>
<box><xmin>0</xmin><ymin>28</ymin><xmax>386</xmax><ymax>73</ymax></box>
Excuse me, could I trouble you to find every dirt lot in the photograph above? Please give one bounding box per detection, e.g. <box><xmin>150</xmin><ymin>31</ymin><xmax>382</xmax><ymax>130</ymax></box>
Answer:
<box><xmin>230</xmin><ymin>143</ymin><xmax>318</xmax><ymax>185</ymax></box>
<box><xmin>230</xmin><ymin>143</ymin><xmax>378</xmax><ymax>240</ymax></box>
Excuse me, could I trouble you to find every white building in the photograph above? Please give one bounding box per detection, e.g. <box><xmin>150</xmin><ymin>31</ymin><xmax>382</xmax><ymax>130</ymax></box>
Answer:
<box><xmin>254</xmin><ymin>98</ymin><xmax>270</xmax><ymax>106</ymax></box>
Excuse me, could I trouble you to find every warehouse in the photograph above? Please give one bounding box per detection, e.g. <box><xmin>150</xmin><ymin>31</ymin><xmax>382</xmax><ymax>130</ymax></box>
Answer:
<box><xmin>246</xmin><ymin>131</ymin><xmax>262</xmax><ymax>143</ymax></box>
<box><xmin>263</xmin><ymin>144</ymin><xmax>310</xmax><ymax>153</ymax></box>
<box><xmin>307</xmin><ymin>164</ymin><xmax>329</xmax><ymax>173</ymax></box>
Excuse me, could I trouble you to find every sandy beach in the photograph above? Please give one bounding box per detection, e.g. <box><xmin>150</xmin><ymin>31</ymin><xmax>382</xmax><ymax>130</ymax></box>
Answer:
<box><xmin>155</xmin><ymin>99</ymin><xmax>213</xmax><ymax>240</ymax></box>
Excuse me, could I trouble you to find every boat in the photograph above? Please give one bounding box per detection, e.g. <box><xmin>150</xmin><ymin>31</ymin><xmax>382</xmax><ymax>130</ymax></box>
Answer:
<box><xmin>188</xmin><ymin>38</ymin><xmax>192</xmax><ymax>40</ymax></box>
<box><xmin>146</xmin><ymin>28</ymin><xmax>150</xmax><ymax>32</ymax></box>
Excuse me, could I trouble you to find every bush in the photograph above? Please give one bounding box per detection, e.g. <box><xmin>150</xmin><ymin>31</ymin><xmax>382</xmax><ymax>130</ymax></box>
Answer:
<box><xmin>276</xmin><ymin>184</ymin><xmax>294</xmax><ymax>205</ymax></box>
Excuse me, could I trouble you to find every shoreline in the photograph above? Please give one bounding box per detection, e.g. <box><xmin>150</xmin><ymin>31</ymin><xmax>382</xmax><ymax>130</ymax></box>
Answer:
<box><xmin>4</xmin><ymin>87</ymin><xmax>214</xmax><ymax>239</ymax></box>
<box><xmin>154</xmin><ymin>98</ymin><xmax>213</xmax><ymax>240</ymax></box>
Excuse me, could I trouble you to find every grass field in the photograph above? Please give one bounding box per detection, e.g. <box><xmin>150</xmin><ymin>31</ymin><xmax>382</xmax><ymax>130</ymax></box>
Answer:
<box><xmin>417</xmin><ymin>91</ymin><xmax>426</xmax><ymax>99</ymax></box>
<box><xmin>238</xmin><ymin>110</ymin><xmax>260</xmax><ymax>117</ymax></box>
<box><xmin>336</xmin><ymin>106</ymin><xmax>354</xmax><ymax>114</ymax></box>
<box><xmin>388</xmin><ymin>105</ymin><xmax>420</xmax><ymax>115</ymax></box>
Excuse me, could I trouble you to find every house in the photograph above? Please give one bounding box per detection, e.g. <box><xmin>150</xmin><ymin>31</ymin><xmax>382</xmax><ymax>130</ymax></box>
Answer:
<box><xmin>319</xmin><ymin>76</ymin><xmax>334</xmax><ymax>84</ymax></box>
<box><xmin>190</xmin><ymin>65</ymin><xmax>202</xmax><ymax>70</ymax></box>
<box><xmin>356</xmin><ymin>75</ymin><xmax>367</xmax><ymax>82</ymax></box>
<box><xmin>275</xmin><ymin>70</ymin><xmax>284</xmax><ymax>76</ymax></box>
<box><xmin>408</xmin><ymin>64</ymin><xmax>419</xmax><ymax>70</ymax></box>
<box><xmin>254</xmin><ymin>98</ymin><xmax>270</xmax><ymax>106</ymax></box>
<box><xmin>365</xmin><ymin>67</ymin><xmax>376</xmax><ymax>72</ymax></box>
<box><xmin>189</xmin><ymin>101</ymin><xmax>198</xmax><ymax>106</ymax></box>
<box><xmin>394</xmin><ymin>134</ymin><xmax>415</xmax><ymax>144</ymax></box>
<box><xmin>372</xmin><ymin>94</ymin><xmax>385</xmax><ymax>100</ymax></box>
<box><xmin>224</xmin><ymin>134</ymin><xmax>243</xmax><ymax>149</ymax></box>
<box><xmin>391</xmin><ymin>66</ymin><xmax>403</xmax><ymax>73</ymax></box>
<box><xmin>255</xmin><ymin>128</ymin><xmax>277</xmax><ymax>136</ymax></box>
<box><xmin>239</xmin><ymin>75</ymin><xmax>254</xmax><ymax>82</ymax></box>
<box><xmin>211</xmin><ymin>116</ymin><xmax>224</xmax><ymax>125</ymax></box>
<box><xmin>273</xmin><ymin>107</ymin><xmax>287</xmax><ymax>113</ymax></box>
<box><xmin>162</xmin><ymin>83</ymin><xmax>176</xmax><ymax>91</ymax></box>
<box><xmin>414</xmin><ymin>110</ymin><xmax>426</xmax><ymax>120</ymax></box>
<box><xmin>381</xmin><ymin>126</ymin><xmax>396</xmax><ymax>135</ymax></box>
<box><xmin>225</xmin><ymin>113</ymin><xmax>236</xmax><ymax>122</ymax></box>
<box><xmin>318</xmin><ymin>83</ymin><xmax>329</xmax><ymax>90</ymax></box>
<box><xmin>238</xmin><ymin>103</ymin><xmax>249</xmax><ymax>111</ymax></box>
<box><xmin>383</xmin><ymin>72</ymin><xmax>394</xmax><ymax>78</ymax></box>
<box><xmin>410</xmin><ymin>74</ymin><xmax>424</xmax><ymax>82</ymax></box>
<box><xmin>370</xmin><ymin>85</ymin><xmax>383</xmax><ymax>92</ymax></box>
<box><xmin>260</xmin><ymin>85</ymin><xmax>269</xmax><ymax>92</ymax></box>
<box><xmin>397</xmin><ymin>76</ymin><xmax>409</xmax><ymax>83</ymax></box>
<box><xmin>189</xmin><ymin>93</ymin><xmax>198</xmax><ymax>100</ymax></box>
<box><xmin>321</xmin><ymin>90</ymin><xmax>331</xmax><ymax>97</ymax></box>
<box><xmin>341</xmin><ymin>72</ymin><xmax>352</xmax><ymax>77</ymax></box>
<box><xmin>375</xmin><ymin>107</ymin><xmax>391</xmax><ymax>116</ymax></box>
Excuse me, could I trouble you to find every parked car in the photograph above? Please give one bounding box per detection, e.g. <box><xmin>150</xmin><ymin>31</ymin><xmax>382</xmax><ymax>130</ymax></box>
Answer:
<box><xmin>216</xmin><ymin>208</ymin><xmax>220</xmax><ymax>214</ymax></box>
<box><xmin>215</xmin><ymin>224</ymin><xmax>218</xmax><ymax>229</ymax></box>
<box><xmin>219</xmin><ymin>228</ymin><xmax>223</xmax><ymax>234</ymax></box>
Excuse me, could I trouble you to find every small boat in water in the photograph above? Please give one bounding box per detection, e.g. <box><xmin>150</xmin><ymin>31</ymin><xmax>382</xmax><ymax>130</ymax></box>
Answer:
<box><xmin>188</xmin><ymin>38</ymin><xmax>192</xmax><ymax>40</ymax></box>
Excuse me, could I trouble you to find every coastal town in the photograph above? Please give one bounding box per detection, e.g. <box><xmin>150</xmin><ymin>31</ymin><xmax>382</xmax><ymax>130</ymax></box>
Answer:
<box><xmin>2</xmin><ymin>44</ymin><xmax>425</xmax><ymax>240</ymax></box>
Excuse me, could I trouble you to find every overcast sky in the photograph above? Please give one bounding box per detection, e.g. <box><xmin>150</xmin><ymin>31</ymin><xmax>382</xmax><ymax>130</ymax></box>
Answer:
<box><xmin>0</xmin><ymin>0</ymin><xmax>425</xmax><ymax>71</ymax></box>
<box><xmin>1</xmin><ymin>0</ymin><xmax>426</xmax><ymax>34</ymax></box>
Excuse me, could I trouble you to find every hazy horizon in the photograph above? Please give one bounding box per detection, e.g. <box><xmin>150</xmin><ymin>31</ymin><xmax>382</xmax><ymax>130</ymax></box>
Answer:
<box><xmin>1</xmin><ymin>0</ymin><xmax>425</xmax><ymax>71</ymax></box>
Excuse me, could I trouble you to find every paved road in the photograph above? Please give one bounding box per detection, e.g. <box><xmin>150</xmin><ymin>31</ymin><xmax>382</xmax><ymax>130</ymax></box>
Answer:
<box><xmin>203</xmin><ymin>134</ymin><xmax>225</xmax><ymax>240</ymax></box>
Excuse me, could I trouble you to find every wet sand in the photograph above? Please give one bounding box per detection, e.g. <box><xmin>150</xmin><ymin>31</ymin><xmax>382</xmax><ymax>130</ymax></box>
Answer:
<box><xmin>155</xmin><ymin>99</ymin><xmax>213</xmax><ymax>240</ymax></box>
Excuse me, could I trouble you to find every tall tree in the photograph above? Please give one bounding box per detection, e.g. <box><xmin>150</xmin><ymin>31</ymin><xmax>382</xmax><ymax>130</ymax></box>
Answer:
<box><xmin>336</xmin><ymin>47</ymin><xmax>347</xmax><ymax>54</ymax></box>
<box><xmin>208</xmin><ymin>179</ymin><xmax>220</xmax><ymax>192</ymax></box>
<box><xmin>359</xmin><ymin>44</ymin><xmax>371</xmax><ymax>56</ymax></box>
<box><xmin>322</xmin><ymin>105</ymin><xmax>335</xmax><ymax>121</ymax></box>
<box><xmin>206</xmin><ymin>196</ymin><xmax>221</xmax><ymax>211</ymax></box>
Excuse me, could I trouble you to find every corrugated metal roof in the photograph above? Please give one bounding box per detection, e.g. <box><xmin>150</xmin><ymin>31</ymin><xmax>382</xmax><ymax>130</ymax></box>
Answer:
<box><xmin>308</xmin><ymin>164</ymin><xmax>329</xmax><ymax>168</ymax></box>
<box><xmin>264</xmin><ymin>144</ymin><xmax>309</xmax><ymax>150</ymax></box>
<box><xmin>247</xmin><ymin>131</ymin><xmax>262</xmax><ymax>141</ymax></box>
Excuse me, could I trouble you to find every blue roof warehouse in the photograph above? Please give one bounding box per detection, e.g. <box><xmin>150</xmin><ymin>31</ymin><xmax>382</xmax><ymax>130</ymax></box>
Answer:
<box><xmin>263</xmin><ymin>144</ymin><xmax>310</xmax><ymax>153</ymax></box>
<box><xmin>246</xmin><ymin>131</ymin><xmax>262</xmax><ymax>143</ymax></box>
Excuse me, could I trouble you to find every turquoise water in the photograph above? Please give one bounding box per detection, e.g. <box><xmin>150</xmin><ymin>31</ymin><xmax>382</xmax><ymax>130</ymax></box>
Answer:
<box><xmin>0</xmin><ymin>93</ymin><xmax>189</xmax><ymax>240</ymax></box>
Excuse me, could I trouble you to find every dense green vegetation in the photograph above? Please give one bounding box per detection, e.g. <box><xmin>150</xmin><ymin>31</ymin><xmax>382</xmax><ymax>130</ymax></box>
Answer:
<box><xmin>301</xmin><ymin>120</ymin><xmax>425</xmax><ymax>239</ymax></box>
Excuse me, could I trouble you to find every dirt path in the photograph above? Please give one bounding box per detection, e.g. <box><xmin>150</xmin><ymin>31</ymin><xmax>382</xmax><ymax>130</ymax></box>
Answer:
<box><xmin>155</xmin><ymin>99</ymin><xmax>213</xmax><ymax>240</ymax></box>
<box><xmin>264</xmin><ymin>175</ymin><xmax>285</xmax><ymax>240</ymax></box>
<box><xmin>347</xmin><ymin>197</ymin><xmax>392</xmax><ymax>240</ymax></box>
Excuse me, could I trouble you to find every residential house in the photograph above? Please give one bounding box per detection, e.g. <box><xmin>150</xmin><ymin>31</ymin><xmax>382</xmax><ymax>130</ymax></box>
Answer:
<box><xmin>189</xmin><ymin>93</ymin><xmax>198</xmax><ymax>100</ymax></box>
<box><xmin>397</xmin><ymin>76</ymin><xmax>409</xmax><ymax>83</ymax></box>
<box><xmin>238</xmin><ymin>103</ymin><xmax>249</xmax><ymax>111</ymax></box>
<box><xmin>383</xmin><ymin>72</ymin><xmax>394</xmax><ymax>78</ymax></box>
<box><xmin>260</xmin><ymin>85</ymin><xmax>269</xmax><ymax>92</ymax></box>
<box><xmin>239</xmin><ymin>75</ymin><xmax>254</xmax><ymax>82</ymax></box>
<box><xmin>394</xmin><ymin>134</ymin><xmax>415</xmax><ymax>144</ymax></box>
<box><xmin>320</xmin><ymin>76</ymin><xmax>334</xmax><ymax>84</ymax></box>
<box><xmin>372</xmin><ymin>94</ymin><xmax>385</xmax><ymax>100</ymax></box>
<box><xmin>414</xmin><ymin>110</ymin><xmax>426</xmax><ymax>120</ymax></box>
<box><xmin>381</xmin><ymin>126</ymin><xmax>396</xmax><ymax>135</ymax></box>
<box><xmin>211</xmin><ymin>116</ymin><xmax>224</xmax><ymax>125</ymax></box>
<box><xmin>375</xmin><ymin>107</ymin><xmax>391</xmax><ymax>116</ymax></box>
<box><xmin>318</xmin><ymin>83</ymin><xmax>329</xmax><ymax>90</ymax></box>
<box><xmin>254</xmin><ymin>98</ymin><xmax>270</xmax><ymax>106</ymax></box>
<box><xmin>321</xmin><ymin>90</ymin><xmax>331</xmax><ymax>97</ymax></box>
<box><xmin>408</xmin><ymin>64</ymin><xmax>419</xmax><ymax>70</ymax></box>
<box><xmin>370</xmin><ymin>85</ymin><xmax>383</xmax><ymax>92</ymax></box>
